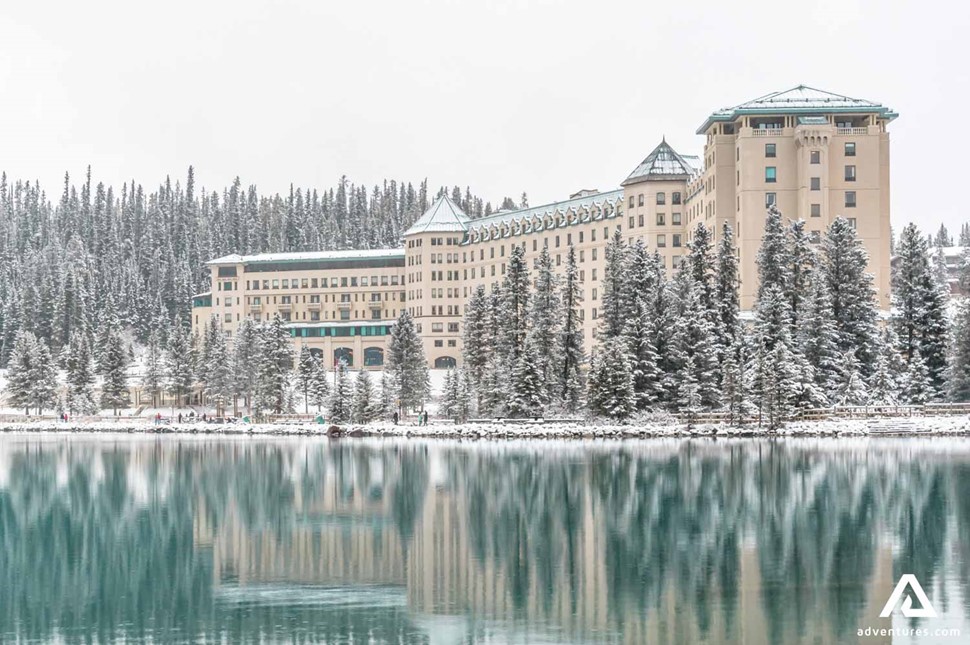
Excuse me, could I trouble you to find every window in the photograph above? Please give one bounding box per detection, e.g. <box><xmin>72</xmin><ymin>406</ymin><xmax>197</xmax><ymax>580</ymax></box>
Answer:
<box><xmin>765</xmin><ymin>167</ymin><xmax>777</xmax><ymax>183</ymax></box>
<box><xmin>434</xmin><ymin>340</ymin><xmax>443</xmax><ymax>347</ymax></box>
<box><xmin>672</xmin><ymin>255</ymin><xmax>683</xmax><ymax>269</ymax></box>
<box><xmin>672</xmin><ymin>192</ymin><xmax>682</xmax><ymax>205</ymax></box>
<box><xmin>448</xmin><ymin>322</ymin><xmax>460</xmax><ymax>333</ymax></box>
<box><xmin>656</xmin><ymin>192</ymin><xmax>666</xmax><ymax>205</ymax></box>
<box><xmin>629</xmin><ymin>196</ymin><xmax>634</xmax><ymax>208</ymax></box>
<box><xmin>656</xmin><ymin>213</ymin><xmax>665</xmax><ymax>226</ymax></box>
<box><xmin>657</xmin><ymin>234</ymin><xmax>666</xmax><ymax>248</ymax></box>
<box><xmin>810</xmin><ymin>203</ymin><xmax>821</xmax><ymax>217</ymax></box>
<box><xmin>334</xmin><ymin>347</ymin><xmax>353</xmax><ymax>366</ymax></box>
<box><xmin>845</xmin><ymin>142</ymin><xmax>856</xmax><ymax>157</ymax></box>
<box><xmin>672</xmin><ymin>234</ymin><xmax>682</xmax><ymax>248</ymax></box>
<box><xmin>810</xmin><ymin>150</ymin><xmax>820</xmax><ymax>164</ymax></box>
<box><xmin>638</xmin><ymin>194</ymin><xmax>644</xmax><ymax>207</ymax></box>
<box><xmin>845</xmin><ymin>165</ymin><xmax>856</xmax><ymax>181</ymax></box>
<box><xmin>432</xmin><ymin>323</ymin><xmax>443</xmax><ymax>332</ymax></box>
<box><xmin>672</xmin><ymin>212</ymin><xmax>682</xmax><ymax>226</ymax></box>
<box><xmin>809</xmin><ymin>230</ymin><xmax>821</xmax><ymax>244</ymax></box>
<box><xmin>765</xmin><ymin>192</ymin><xmax>776</xmax><ymax>207</ymax></box>
<box><xmin>592</xmin><ymin>288</ymin><xmax>598</xmax><ymax>300</ymax></box>
<box><xmin>765</xmin><ymin>143</ymin><xmax>776</xmax><ymax>158</ymax></box>
<box><xmin>810</xmin><ymin>177</ymin><xmax>820</xmax><ymax>191</ymax></box>
<box><xmin>845</xmin><ymin>191</ymin><xmax>857</xmax><ymax>208</ymax></box>
<box><xmin>847</xmin><ymin>217</ymin><xmax>857</xmax><ymax>229</ymax></box>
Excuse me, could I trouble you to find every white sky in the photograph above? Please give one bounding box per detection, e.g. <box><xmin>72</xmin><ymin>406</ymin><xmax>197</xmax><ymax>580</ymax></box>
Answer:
<box><xmin>1</xmin><ymin>0</ymin><xmax>967</xmax><ymax>233</ymax></box>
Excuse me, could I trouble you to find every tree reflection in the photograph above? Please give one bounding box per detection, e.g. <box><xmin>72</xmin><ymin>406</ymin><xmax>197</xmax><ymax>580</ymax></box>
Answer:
<box><xmin>0</xmin><ymin>437</ymin><xmax>967</xmax><ymax>643</ymax></box>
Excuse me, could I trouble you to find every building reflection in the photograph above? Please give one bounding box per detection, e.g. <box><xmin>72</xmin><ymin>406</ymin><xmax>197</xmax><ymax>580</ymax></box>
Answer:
<box><xmin>1</xmin><ymin>438</ymin><xmax>967</xmax><ymax>643</ymax></box>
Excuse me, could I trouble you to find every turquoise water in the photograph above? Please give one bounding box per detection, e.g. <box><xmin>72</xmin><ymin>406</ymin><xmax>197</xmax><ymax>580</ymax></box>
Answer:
<box><xmin>0</xmin><ymin>436</ymin><xmax>968</xmax><ymax>644</ymax></box>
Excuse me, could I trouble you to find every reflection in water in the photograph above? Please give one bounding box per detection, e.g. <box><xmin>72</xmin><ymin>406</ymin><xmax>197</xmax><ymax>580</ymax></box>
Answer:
<box><xmin>0</xmin><ymin>437</ymin><xmax>968</xmax><ymax>643</ymax></box>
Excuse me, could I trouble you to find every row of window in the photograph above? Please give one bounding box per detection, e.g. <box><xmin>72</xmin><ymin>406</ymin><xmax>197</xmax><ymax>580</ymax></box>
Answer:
<box><xmin>224</xmin><ymin>275</ymin><xmax>403</xmax><ymax>292</ymax></box>
<box><xmin>765</xmin><ymin>167</ymin><xmax>857</xmax><ymax>184</ymax></box>
<box><xmin>764</xmin><ymin>142</ymin><xmax>856</xmax><ymax>159</ymax></box>
<box><xmin>628</xmin><ymin>192</ymin><xmax>682</xmax><ymax>208</ymax></box>
<box><xmin>628</xmin><ymin>213</ymin><xmax>684</xmax><ymax>228</ymax></box>
<box><xmin>764</xmin><ymin>192</ymin><xmax>857</xmax><ymax>209</ymax></box>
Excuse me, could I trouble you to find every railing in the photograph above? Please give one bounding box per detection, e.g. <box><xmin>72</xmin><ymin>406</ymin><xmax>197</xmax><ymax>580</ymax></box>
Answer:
<box><xmin>752</xmin><ymin>128</ymin><xmax>784</xmax><ymax>137</ymax></box>
<box><xmin>277</xmin><ymin>302</ymin><xmax>292</xmax><ymax>311</ymax></box>
<box><xmin>836</xmin><ymin>127</ymin><xmax>868</xmax><ymax>135</ymax></box>
<box><xmin>307</xmin><ymin>301</ymin><xmax>321</xmax><ymax>310</ymax></box>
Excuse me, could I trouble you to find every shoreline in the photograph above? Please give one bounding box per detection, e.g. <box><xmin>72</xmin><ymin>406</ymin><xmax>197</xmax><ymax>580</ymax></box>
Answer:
<box><xmin>1</xmin><ymin>415</ymin><xmax>969</xmax><ymax>439</ymax></box>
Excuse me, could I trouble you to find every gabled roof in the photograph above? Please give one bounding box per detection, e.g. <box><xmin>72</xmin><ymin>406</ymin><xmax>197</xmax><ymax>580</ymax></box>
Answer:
<box><xmin>404</xmin><ymin>195</ymin><xmax>471</xmax><ymax>236</ymax></box>
<box><xmin>466</xmin><ymin>189</ymin><xmax>624</xmax><ymax>232</ymax></box>
<box><xmin>622</xmin><ymin>139</ymin><xmax>701</xmax><ymax>186</ymax></box>
<box><xmin>697</xmin><ymin>85</ymin><xmax>898</xmax><ymax>133</ymax></box>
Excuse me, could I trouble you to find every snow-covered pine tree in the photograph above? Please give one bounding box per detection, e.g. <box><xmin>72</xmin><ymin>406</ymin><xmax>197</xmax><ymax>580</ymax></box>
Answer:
<box><xmin>750</xmin><ymin>284</ymin><xmax>797</xmax><ymax>430</ymax></box>
<box><xmin>442</xmin><ymin>369</ymin><xmax>471</xmax><ymax>422</ymax></box>
<box><xmin>687</xmin><ymin>222</ymin><xmax>717</xmax><ymax>324</ymax></box>
<box><xmin>948</xmin><ymin>298</ymin><xmax>970</xmax><ymax>402</ymax></box>
<box><xmin>756</xmin><ymin>205</ymin><xmax>791</xmax><ymax>301</ymax></box>
<box><xmin>462</xmin><ymin>284</ymin><xmax>491</xmax><ymax>406</ymax></box>
<box><xmin>960</xmin><ymin>222</ymin><xmax>970</xmax><ymax>247</ymax></box>
<box><xmin>99</xmin><ymin>324</ymin><xmax>129</xmax><ymax>415</ymax></box>
<box><xmin>310</xmin><ymin>356</ymin><xmax>330</xmax><ymax>413</ymax></box>
<box><xmin>558</xmin><ymin>245</ymin><xmax>585</xmax><ymax>411</ymax></box>
<box><xmin>599</xmin><ymin>227</ymin><xmax>627</xmax><ymax>340</ymax></box>
<box><xmin>835</xmin><ymin>351</ymin><xmax>868</xmax><ymax>406</ymax></box>
<box><xmin>892</xmin><ymin>223</ymin><xmax>949</xmax><ymax>397</ymax></box>
<box><xmin>351</xmin><ymin>370</ymin><xmax>377</xmax><ymax>423</ymax></box>
<box><xmin>678</xmin><ymin>354</ymin><xmax>703</xmax><ymax>430</ymax></box>
<box><xmin>232</xmin><ymin>318</ymin><xmax>260</xmax><ymax>415</ymax></box>
<box><xmin>720</xmin><ymin>332</ymin><xmax>746</xmax><ymax>425</ymax></box>
<box><xmin>328</xmin><ymin>360</ymin><xmax>352</xmax><ymax>424</ymax></box>
<box><xmin>4</xmin><ymin>331</ymin><xmax>57</xmax><ymax>415</ymax></box>
<box><xmin>375</xmin><ymin>370</ymin><xmax>393</xmax><ymax>420</ymax></box>
<box><xmin>901</xmin><ymin>347</ymin><xmax>931</xmax><ymax>405</ymax></box>
<box><xmin>624</xmin><ymin>293</ymin><xmax>661</xmax><ymax>410</ymax></box>
<box><xmin>586</xmin><ymin>336</ymin><xmax>635</xmax><ymax>421</ymax></box>
<box><xmin>674</xmin><ymin>276</ymin><xmax>720</xmax><ymax>409</ymax></box>
<box><xmin>714</xmin><ymin>222</ymin><xmax>740</xmax><ymax>351</ymax></box>
<box><xmin>142</xmin><ymin>326</ymin><xmax>164</xmax><ymax>408</ymax></box>
<box><xmin>297</xmin><ymin>345</ymin><xmax>317</xmax><ymax>414</ymax></box>
<box><xmin>788</xmin><ymin>219</ymin><xmax>815</xmax><ymax>331</ymax></box>
<box><xmin>386</xmin><ymin>309</ymin><xmax>430</xmax><ymax>415</ymax></box>
<box><xmin>499</xmin><ymin>244</ymin><xmax>530</xmax><ymax>362</ymax></box>
<box><xmin>934</xmin><ymin>224</ymin><xmax>953</xmax><ymax>247</ymax></box>
<box><xmin>822</xmin><ymin>217</ymin><xmax>880</xmax><ymax>376</ymax></box>
<box><xmin>256</xmin><ymin>315</ymin><xmax>294</xmax><ymax>415</ymax></box>
<box><xmin>205</xmin><ymin>329</ymin><xmax>234</xmax><ymax>416</ymax></box>
<box><xmin>797</xmin><ymin>271</ymin><xmax>841</xmax><ymax>398</ymax></box>
<box><xmin>870</xmin><ymin>330</ymin><xmax>902</xmax><ymax>405</ymax></box>
<box><xmin>506</xmin><ymin>338</ymin><xmax>544</xmax><ymax>418</ymax></box>
<box><xmin>529</xmin><ymin>246</ymin><xmax>561</xmax><ymax>392</ymax></box>
<box><xmin>165</xmin><ymin>319</ymin><xmax>194</xmax><ymax>411</ymax></box>
<box><xmin>64</xmin><ymin>331</ymin><xmax>97</xmax><ymax>415</ymax></box>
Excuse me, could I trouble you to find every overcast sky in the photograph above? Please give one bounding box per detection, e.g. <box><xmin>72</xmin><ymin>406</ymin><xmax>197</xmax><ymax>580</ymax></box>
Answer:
<box><xmin>1</xmin><ymin>0</ymin><xmax>967</xmax><ymax>233</ymax></box>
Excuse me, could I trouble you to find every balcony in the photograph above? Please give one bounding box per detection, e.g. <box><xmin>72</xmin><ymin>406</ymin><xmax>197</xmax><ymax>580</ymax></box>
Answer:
<box><xmin>751</xmin><ymin>128</ymin><xmax>784</xmax><ymax>137</ymax></box>
<box><xmin>836</xmin><ymin>127</ymin><xmax>868</xmax><ymax>136</ymax></box>
<box><xmin>249</xmin><ymin>303</ymin><xmax>262</xmax><ymax>312</ymax></box>
<box><xmin>278</xmin><ymin>302</ymin><xmax>292</xmax><ymax>311</ymax></box>
<box><xmin>337</xmin><ymin>301</ymin><xmax>352</xmax><ymax>310</ymax></box>
<box><xmin>307</xmin><ymin>301</ymin><xmax>321</xmax><ymax>311</ymax></box>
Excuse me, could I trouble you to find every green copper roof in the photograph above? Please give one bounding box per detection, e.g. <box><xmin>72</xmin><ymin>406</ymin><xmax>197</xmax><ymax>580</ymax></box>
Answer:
<box><xmin>697</xmin><ymin>85</ymin><xmax>898</xmax><ymax>133</ymax></box>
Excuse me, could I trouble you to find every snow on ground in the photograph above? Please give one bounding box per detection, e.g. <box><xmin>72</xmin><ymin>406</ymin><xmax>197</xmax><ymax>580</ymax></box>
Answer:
<box><xmin>1</xmin><ymin>415</ymin><xmax>970</xmax><ymax>439</ymax></box>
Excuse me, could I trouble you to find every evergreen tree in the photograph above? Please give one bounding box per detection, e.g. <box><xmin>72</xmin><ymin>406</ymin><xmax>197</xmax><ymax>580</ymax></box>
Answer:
<box><xmin>499</xmin><ymin>244</ymin><xmax>530</xmax><ymax>362</ymax></box>
<box><xmin>797</xmin><ymin>272</ymin><xmax>841</xmax><ymax>397</ymax></box>
<box><xmin>462</xmin><ymin>284</ymin><xmax>491</xmax><ymax>405</ymax></box>
<box><xmin>558</xmin><ymin>245</ymin><xmax>585</xmax><ymax>411</ymax></box>
<box><xmin>442</xmin><ymin>369</ymin><xmax>471</xmax><ymax>423</ymax></box>
<box><xmin>256</xmin><ymin>315</ymin><xmax>294</xmax><ymax>415</ymax></box>
<box><xmin>587</xmin><ymin>337</ymin><xmax>635</xmax><ymax>420</ymax></box>
<box><xmin>870</xmin><ymin>330</ymin><xmax>902</xmax><ymax>405</ymax></box>
<box><xmin>4</xmin><ymin>331</ymin><xmax>57</xmax><ymax>415</ymax></box>
<box><xmin>835</xmin><ymin>352</ymin><xmax>868</xmax><ymax>406</ymax></box>
<box><xmin>901</xmin><ymin>348</ymin><xmax>931</xmax><ymax>405</ymax></box>
<box><xmin>788</xmin><ymin>219</ymin><xmax>814</xmax><ymax>331</ymax></box>
<box><xmin>750</xmin><ymin>284</ymin><xmax>797</xmax><ymax>430</ymax></box>
<box><xmin>232</xmin><ymin>318</ymin><xmax>260</xmax><ymax>414</ymax></box>
<box><xmin>351</xmin><ymin>370</ymin><xmax>377</xmax><ymax>423</ymax></box>
<box><xmin>934</xmin><ymin>224</ymin><xmax>953</xmax><ymax>247</ymax></box>
<box><xmin>506</xmin><ymin>339</ymin><xmax>544</xmax><ymax>418</ymax></box>
<box><xmin>599</xmin><ymin>228</ymin><xmax>627</xmax><ymax>339</ymax></box>
<box><xmin>528</xmin><ymin>247</ymin><xmax>561</xmax><ymax>391</ymax></box>
<box><xmin>948</xmin><ymin>298</ymin><xmax>970</xmax><ymax>402</ymax></box>
<box><xmin>310</xmin><ymin>357</ymin><xmax>331</xmax><ymax>413</ymax></box>
<box><xmin>893</xmin><ymin>223</ymin><xmax>949</xmax><ymax>397</ymax></box>
<box><xmin>756</xmin><ymin>205</ymin><xmax>791</xmax><ymax>300</ymax></box>
<box><xmin>720</xmin><ymin>332</ymin><xmax>747</xmax><ymax>425</ymax></box>
<box><xmin>99</xmin><ymin>326</ymin><xmax>129</xmax><ymax>414</ymax></box>
<box><xmin>822</xmin><ymin>217</ymin><xmax>880</xmax><ymax>375</ymax></box>
<box><xmin>165</xmin><ymin>319</ymin><xmax>194</xmax><ymax>410</ymax></box>
<box><xmin>64</xmin><ymin>331</ymin><xmax>97</xmax><ymax>415</ymax></box>
<box><xmin>297</xmin><ymin>345</ymin><xmax>317</xmax><ymax>414</ymax></box>
<box><xmin>142</xmin><ymin>326</ymin><xmax>164</xmax><ymax>408</ymax></box>
<box><xmin>714</xmin><ymin>222</ymin><xmax>740</xmax><ymax>350</ymax></box>
<box><xmin>328</xmin><ymin>360</ymin><xmax>352</xmax><ymax>424</ymax></box>
<box><xmin>386</xmin><ymin>309</ymin><xmax>430</xmax><ymax>414</ymax></box>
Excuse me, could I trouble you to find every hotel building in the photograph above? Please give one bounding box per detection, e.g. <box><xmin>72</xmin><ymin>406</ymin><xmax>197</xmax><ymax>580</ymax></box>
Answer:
<box><xmin>192</xmin><ymin>86</ymin><xmax>897</xmax><ymax>370</ymax></box>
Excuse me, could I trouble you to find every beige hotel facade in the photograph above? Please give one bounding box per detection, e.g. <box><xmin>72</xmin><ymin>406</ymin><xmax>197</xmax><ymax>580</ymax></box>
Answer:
<box><xmin>191</xmin><ymin>86</ymin><xmax>897</xmax><ymax>370</ymax></box>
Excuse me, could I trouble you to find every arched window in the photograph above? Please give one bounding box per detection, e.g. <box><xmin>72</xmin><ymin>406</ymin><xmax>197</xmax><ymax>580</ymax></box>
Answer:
<box><xmin>334</xmin><ymin>347</ymin><xmax>353</xmax><ymax>367</ymax></box>
<box><xmin>309</xmin><ymin>347</ymin><xmax>323</xmax><ymax>359</ymax></box>
<box><xmin>364</xmin><ymin>347</ymin><xmax>384</xmax><ymax>367</ymax></box>
<box><xmin>434</xmin><ymin>356</ymin><xmax>457</xmax><ymax>369</ymax></box>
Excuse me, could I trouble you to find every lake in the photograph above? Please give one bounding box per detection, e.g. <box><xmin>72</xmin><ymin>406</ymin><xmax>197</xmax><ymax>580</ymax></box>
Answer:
<box><xmin>0</xmin><ymin>435</ymin><xmax>968</xmax><ymax>644</ymax></box>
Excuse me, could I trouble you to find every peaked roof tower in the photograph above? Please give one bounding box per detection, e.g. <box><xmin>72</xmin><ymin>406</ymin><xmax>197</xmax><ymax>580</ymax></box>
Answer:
<box><xmin>404</xmin><ymin>195</ymin><xmax>471</xmax><ymax>236</ymax></box>
<box><xmin>622</xmin><ymin>139</ymin><xmax>701</xmax><ymax>186</ymax></box>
